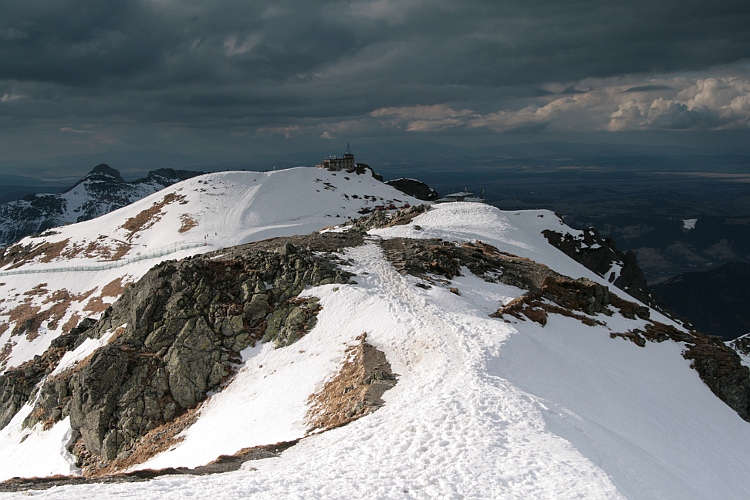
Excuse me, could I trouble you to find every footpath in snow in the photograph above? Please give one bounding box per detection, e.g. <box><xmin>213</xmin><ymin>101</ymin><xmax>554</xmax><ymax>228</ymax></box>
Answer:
<box><xmin>2</xmin><ymin>199</ymin><xmax>750</xmax><ymax>499</ymax></box>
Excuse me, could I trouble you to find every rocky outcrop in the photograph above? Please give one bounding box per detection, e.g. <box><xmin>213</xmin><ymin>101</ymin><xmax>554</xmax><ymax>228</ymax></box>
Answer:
<box><xmin>385</xmin><ymin>178</ymin><xmax>439</xmax><ymax>201</ymax></box>
<box><xmin>729</xmin><ymin>334</ymin><xmax>750</xmax><ymax>356</ymax></box>
<box><xmin>378</xmin><ymin>237</ymin><xmax>558</xmax><ymax>291</ymax></box>
<box><xmin>494</xmin><ymin>274</ymin><xmax>650</xmax><ymax>327</ymax></box>
<box><xmin>349</xmin><ymin>204</ymin><xmax>430</xmax><ymax>232</ymax></box>
<box><xmin>0</xmin><ymin>440</ymin><xmax>299</xmax><ymax>492</ymax></box>
<box><xmin>18</xmin><ymin>233</ymin><xmax>357</xmax><ymax>470</ymax></box>
<box><xmin>357</xmin><ymin>163</ymin><xmax>384</xmax><ymax>182</ymax></box>
<box><xmin>376</xmin><ymin>233</ymin><xmax>750</xmax><ymax>426</ymax></box>
<box><xmin>543</xmin><ymin>227</ymin><xmax>652</xmax><ymax>305</ymax></box>
<box><xmin>0</xmin><ymin>318</ymin><xmax>95</xmax><ymax>431</ymax></box>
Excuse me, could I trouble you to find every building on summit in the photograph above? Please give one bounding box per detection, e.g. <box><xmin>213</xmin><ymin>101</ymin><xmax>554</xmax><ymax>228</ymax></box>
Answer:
<box><xmin>316</xmin><ymin>143</ymin><xmax>357</xmax><ymax>172</ymax></box>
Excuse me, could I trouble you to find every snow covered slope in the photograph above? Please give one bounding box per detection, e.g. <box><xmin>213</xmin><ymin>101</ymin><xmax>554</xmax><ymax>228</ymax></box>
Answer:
<box><xmin>0</xmin><ymin>164</ymin><xmax>200</xmax><ymax>249</ymax></box>
<box><xmin>1</xmin><ymin>170</ymin><xmax>750</xmax><ymax>499</ymax></box>
<box><xmin>0</xmin><ymin>167</ymin><xmax>416</xmax><ymax>371</ymax></box>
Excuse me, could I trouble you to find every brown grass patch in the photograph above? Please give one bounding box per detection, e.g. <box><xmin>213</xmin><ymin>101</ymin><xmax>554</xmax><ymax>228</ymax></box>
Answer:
<box><xmin>25</xmin><ymin>283</ymin><xmax>49</xmax><ymax>296</ymax></box>
<box><xmin>307</xmin><ymin>333</ymin><xmax>397</xmax><ymax>433</ymax></box>
<box><xmin>178</xmin><ymin>214</ymin><xmax>198</xmax><ymax>233</ymax></box>
<box><xmin>27</xmin><ymin>407</ymin><xmax>58</xmax><ymax>431</ymax></box>
<box><xmin>109</xmin><ymin>242</ymin><xmax>132</xmax><ymax>261</ymax></box>
<box><xmin>609</xmin><ymin>331</ymin><xmax>647</xmax><ymax>347</ymax></box>
<box><xmin>62</xmin><ymin>239</ymin><xmax>132</xmax><ymax>262</ymax></box>
<box><xmin>7</xmin><ymin>287</ymin><xmax>96</xmax><ymax>339</ymax></box>
<box><xmin>610</xmin><ymin>322</ymin><xmax>694</xmax><ymax>348</ymax></box>
<box><xmin>122</xmin><ymin>193</ymin><xmax>185</xmax><ymax>240</ymax></box>
<box><xmin>492</xmin><ymin>276</ymin><xmax>609</xmax><ymax>328</ymax></box>
<box><xmin>460</xmin><ymin>240</ymin><xmax>501</xmax><ymax>256</ymax></box>
<box><xmin>103</xmin><ymin>326</ymin><xmax>127</xmax><ymax>347</ymax></box>
<box><xmin>83</xmin><ymin>278</ymin><xmax>130</xmax><ymax>315</ymax></box>
<box><xmin>101</xmin><ymin>277</ymin><xmax>130</xmax><ymax>297</ymax></box>
<box><xmin>493</xmin><ymin>297</ymin><xmax>604</xmax><ymax>328</ymax></box>
<box><xmin>61</xmin><ymin>314</ymin><xmax>82</xmax><ymax>334</ymax></box>
<box><xmin>1</xmin><ymin>240</ymin><xmax>71</xmax><ymax>269</ymax></box>
<box><xmin>84</xmin><ymin>296</ymin><xmax>111</xmax><ymax>315</ymax></box>
<box><xmin>609</xmin><ymin>295</ymin><xmax>650</xmax><ymax>320</ymax></box>
<box><xmin>8</xmin><ymin>302</ymin><xmax>42</xmax><ymax>338</ymax></box>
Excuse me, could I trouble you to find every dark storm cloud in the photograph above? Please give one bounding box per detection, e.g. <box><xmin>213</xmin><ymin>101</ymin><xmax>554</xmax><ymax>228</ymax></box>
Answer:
<box><xmin>1</xmin><ymin>0</ymin><xmax>750</xmax><ymax>164</ymax></box>
<box><xmin>4</xmin><ymin>1</ymin><xmax>748</xmax><ymax>90</ymax></box>
<box><xmin>0</xmin><ymin>0</ymin><xmax>359</xmax><ymax>87</ymax></box>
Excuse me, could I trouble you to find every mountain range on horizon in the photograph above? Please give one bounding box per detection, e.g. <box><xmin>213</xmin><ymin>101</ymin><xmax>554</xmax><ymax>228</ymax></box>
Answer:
<box><xmin>0</xmin><ymin>164</ymin><xmax>202</xmax><ymax>249</ymax></box>
<box><xmin>4</xmin><ymin>138</ymin><xmax>750</xmax><ymax>184</ymax></box>
<box><xmin>0</xmin><ymin>165</ymin><xmax>749</xmax><ymax>498</ymax></box>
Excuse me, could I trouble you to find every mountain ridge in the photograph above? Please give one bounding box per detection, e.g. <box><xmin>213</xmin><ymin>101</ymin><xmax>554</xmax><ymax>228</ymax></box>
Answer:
<box><xmin>0</xmin><ymin>167</ymin><xmax>749</xmax><ymax>498</ymax></box>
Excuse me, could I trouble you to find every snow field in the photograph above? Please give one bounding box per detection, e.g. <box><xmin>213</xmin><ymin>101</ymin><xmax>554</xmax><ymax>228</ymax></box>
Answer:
<box><xmin>493</xmin><ymin>311</ymin><xmax>750</xmax><ymax>499</ymax></box>
<box><xmin>2</xmin><ymin>185</ymin><xmax>750</xmax><ymax>498</ymax></box>
<box><xmin>0</xmin><ymin>410</ymin><xmax>78</xmax><ymax>481</ymax></box>
<box><xmin>0</xmin><ymin>167</ymin><xmax>420</xmax><ymax>371</ymax></box>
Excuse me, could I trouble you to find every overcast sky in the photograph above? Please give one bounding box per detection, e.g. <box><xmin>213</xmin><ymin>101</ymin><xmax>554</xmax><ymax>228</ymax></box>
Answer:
<box><xmin>1</xmin><ymin>0</ymin><xmax>750</xmax><ymax>176</ymax></box>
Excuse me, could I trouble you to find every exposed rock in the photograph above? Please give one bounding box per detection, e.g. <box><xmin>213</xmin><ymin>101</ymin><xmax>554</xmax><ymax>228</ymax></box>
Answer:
<box><xmin>378</xmin><ymin>237</ymin><xmax>557</xmax><ymax>291</ymax></box>
<box><xmin>348</xmin><ymin>204</ymin><xmax>430</xmax><ymax>232</ymax></box>
<box><xmin>357</xmin><ymin>163</ymin><xmax>384</xmax><ymax>182</ymax></box>
<box><xmin>385</xmin><ymin>178</ymin><xmax>440</xmax><ymax>201</ymax></box>
<box><xmin>543</xmin><ymin>227</ymin><xmax>652</xmax><ymax>306</ymax></box>
<box><xmin>492</xmin><ymin>275</ymin><xmax>636</xmax><ymax>328</ymax></box>
<box><xmin>0</xmin><ymin>318</ymin><xmax>96</xmax><ymax>431</ymax></box>
<box><xmin>729</xmin><ymin>335</ymin><xmax>750</xmax><ymax>356</ymax></box>
<box><xmin>0</xmin><ymin>440</ymin><xmax>299</xmax><ymax>492</ymax></box>
<box><xmin>390</xmin><ymin>234</ymin><xmax>750</xmax><ymax>426</ymax></box>
<box><xmin>18</xmin><ymin>232</ymin><xmax>359</xmax><ymax>470</ymax></box>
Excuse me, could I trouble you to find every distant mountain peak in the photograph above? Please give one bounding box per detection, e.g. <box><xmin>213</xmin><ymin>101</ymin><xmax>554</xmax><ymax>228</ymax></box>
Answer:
<box><xmin>0</xmin><ymin>164</ymin><xmax>202</xmax><ymax>248</ymax></box>
<box><xmin>89</xmin><ymin>163</ymin><xmax>124</xmax><ymax>180</ymax></box>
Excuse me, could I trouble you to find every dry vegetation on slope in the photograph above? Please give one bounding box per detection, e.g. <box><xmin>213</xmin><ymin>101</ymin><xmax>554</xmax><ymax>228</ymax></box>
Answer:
<box><xmin>121</xmin><ymin>193</ymin><xmax>187</xmax><ymax>240</ymax></box>
<box><xmin>307</xmin><ymin>333</ymin><xmax>397</xmax><ymax>433</ymax></box>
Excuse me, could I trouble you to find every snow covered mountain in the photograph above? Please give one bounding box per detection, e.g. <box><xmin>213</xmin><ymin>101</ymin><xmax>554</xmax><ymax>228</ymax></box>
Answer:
<box><xmin>0</xmin><ymin>164</ymin><xmax>201</xmax><ymax>249</ymax></box>
<box><xmin>1</xmin><ymin>166</ymin><xmax>750</xmax><ymax>499</ymax></box>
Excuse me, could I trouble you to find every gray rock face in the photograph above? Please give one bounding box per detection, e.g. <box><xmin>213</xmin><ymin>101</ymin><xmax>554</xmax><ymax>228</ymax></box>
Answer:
<box><xmin>542</xmin><ymin>227</ymin><xmax>652</xmax><ymax>305</ymax></box>
<box><xmin>22</xmin><ymin>234</ymin><xmax>355</xmax><ymax>464</ymax></box>
<box><xmin>384</xmin><ymin>178</ymin><xmax>439</xmax><ymax>201</ymax></box>
<box><xmin>0</xmin><ymin>318</ymin><xmax>95</xmax><ymax>431</ymax></box>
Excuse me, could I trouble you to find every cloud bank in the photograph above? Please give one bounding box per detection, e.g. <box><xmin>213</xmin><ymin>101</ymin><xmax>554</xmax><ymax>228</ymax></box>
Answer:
<box><xmin>0</xmin><ymin>0</ymin><xmax>749</xmax><ymax>163</ymax></box>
